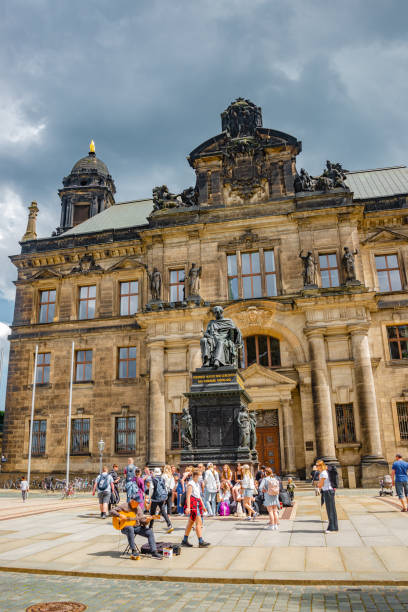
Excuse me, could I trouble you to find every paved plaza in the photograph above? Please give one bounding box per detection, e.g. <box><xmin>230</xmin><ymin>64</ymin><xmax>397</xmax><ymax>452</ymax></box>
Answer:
<box><xmin>0</xmin><ymin>489</ymin><xmax>408</xmax><ymax>586</ymax></box>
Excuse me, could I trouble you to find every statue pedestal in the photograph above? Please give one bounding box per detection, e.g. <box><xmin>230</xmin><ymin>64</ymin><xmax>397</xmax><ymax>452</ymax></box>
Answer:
<box><xmin>181</xmin><ymin>367</ymin><xmax>257</xmax><ymax>467</ymax></box>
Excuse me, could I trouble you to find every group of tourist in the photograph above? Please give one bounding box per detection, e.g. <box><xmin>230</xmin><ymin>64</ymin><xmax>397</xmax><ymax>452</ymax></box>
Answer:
<box><xmin>95</xmin><ymin>459</ymin><xmax>295</xmax><ymax>522</ymax></box>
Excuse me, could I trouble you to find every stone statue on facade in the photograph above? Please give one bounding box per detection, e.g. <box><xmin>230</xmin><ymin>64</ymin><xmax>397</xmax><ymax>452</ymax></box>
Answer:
<box><xmin>249</xmin><ymin>410</ymin><xmax>257</xmax><ymax>451</ymax></box>
<box><xmin>148</xmin><ymin>267</ymin><xmax>162</xmax><ymax>301</ymax></box>
<box><xmin>180</xmin><ymin>186</ymin><xmax>198</xmax><ymax>207</ymax></box>
<box><xmin>294</xmin><ymin>168</ymin><xmax>313</xmax><ymax>193</ymax></box>
<box><xmin>186</xmin><ymin>263</ymin><xmax>202</xmax><ymax>297</ymax></box>
<box><xmin>294</xmin><ymin>161</ymin><xmax>350</xmax><ymax>194</ymax></box>
<box><xmin>221</xmin><ymin>98</ymin><xmax>263</xmax><ymax>138</ymax></box>
<box><xmin>238</xmin><ymin>407</ymin><xmax>251</xmax><ymax>448</ymax></box>
<box><xmin>342</xmin><ymin>246</ymin><xmax>358</xmax><ymax>282</ymax></box>
<box><xmin>323</xmin><ymin>160</ymin><xmax>349</xmax><ymax>189</ymax></box>
<box><xmin>152</xmin><ymin>185</ymin><xmax>179</xmax><ymax>211</ymax></box>
<box><xmin>200</xmin><ymin>305</ymin><xmax>243</xmax><ymax>369</ymax></box>
<box><xmin>180</xmin><ymin>406</ymin><xmax>193</xmax><ymax>450</ymax></box>
<box><xmin>299</xmin><ymin>251</ymin><xmax>317</xmax><ymax>287</ymax></box>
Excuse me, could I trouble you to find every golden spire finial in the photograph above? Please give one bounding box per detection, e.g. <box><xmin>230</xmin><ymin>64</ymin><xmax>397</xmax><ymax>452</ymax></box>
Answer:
<box><xmin>89</xmin><ymin>139</ymin><xmax>95</xmax><ymax>154</ymax></box>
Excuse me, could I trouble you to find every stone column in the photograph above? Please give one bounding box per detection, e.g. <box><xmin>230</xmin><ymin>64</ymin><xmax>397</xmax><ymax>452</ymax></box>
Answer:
<box><xmin>281</xmin><ymin>398</ymin><xmax>296</xmax><ymax>474</ymax></box>
<box><xmin>188</xmin><ymin>340</ymin><xmax>202</xmax><ymax>374</ymax></box>
<box><xmin>305</xmin><ymin>329</ymin><xmax>337</xmax><ymax>461</ymax></box>
<box><xmin>148</xmin><ymin>341</ymin><xmax>166</xmax><ymax>467</ymax></box>
<box><xmin>349</xmin><ymin>325</ymin><xmax>384</xmax><ymax>460</ymax></box>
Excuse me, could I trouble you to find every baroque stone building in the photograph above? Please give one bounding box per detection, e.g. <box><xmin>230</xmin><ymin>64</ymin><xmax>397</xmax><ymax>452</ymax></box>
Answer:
<box><xmin>3</xmin><ymin>98</ymin><xmax>408</xmax><ymax>486</ymax></box>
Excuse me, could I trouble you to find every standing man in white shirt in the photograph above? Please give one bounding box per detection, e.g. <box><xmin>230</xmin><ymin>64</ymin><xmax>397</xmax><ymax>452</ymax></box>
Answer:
<box><xmin>317</xmin><ymin>459</ymin><xmax>338</xmax><ymax>533</ymax></box>
<box><xmin>20</xmin><ymin>476</ymin><xmax>29</xmax><ymax>502</ymax></box>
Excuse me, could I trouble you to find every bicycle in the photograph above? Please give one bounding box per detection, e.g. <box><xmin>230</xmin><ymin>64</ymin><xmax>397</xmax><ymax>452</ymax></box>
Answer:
<box><xmin>61</xmin><ymin>483</ymin><xmax>75</xmax><ymax>500</ymax></box>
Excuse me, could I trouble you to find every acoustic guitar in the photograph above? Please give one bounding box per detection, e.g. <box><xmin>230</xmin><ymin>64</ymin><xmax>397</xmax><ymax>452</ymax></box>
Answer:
<box><xmin>112</xmin><ymin>512</ymin><xmax>161</xmax><ymax>531</ymax></box>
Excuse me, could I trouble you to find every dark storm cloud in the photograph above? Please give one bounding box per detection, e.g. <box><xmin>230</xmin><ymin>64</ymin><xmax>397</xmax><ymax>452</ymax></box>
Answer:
<box><xmin>1</xmin><ymin>0</ymin><xmax>408</xmax><ymax>316</ymax></box>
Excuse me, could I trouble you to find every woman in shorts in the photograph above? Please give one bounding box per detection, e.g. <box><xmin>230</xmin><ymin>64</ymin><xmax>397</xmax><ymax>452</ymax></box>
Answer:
<box><xmin>181</xmin><ymin>469</ymin><xmax>210</xmax><ymax>548</ymax></box>
<box><xmin>260</xmin><ymin>468</ymin><xmax>280</xmax><ymax>530</ymax></box>
<box><xmin>242</xmin><ymin>464</ymin><xmax>257</xmax><ymax>520</ymax></box>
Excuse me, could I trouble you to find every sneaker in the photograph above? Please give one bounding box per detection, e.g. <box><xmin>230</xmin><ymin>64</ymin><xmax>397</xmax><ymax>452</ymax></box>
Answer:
<box><xmin>181</xmin><ymin>540</ymin><xmax>193</xmax><ymax>547</ymax></box>
<box><xmin>130</xmin><ymin>553</ymin><xmax>140</xmax><ymax>560</ymax></box>
<box><xmin>252</xmin><ymin>512</ymin><xmax>258</xmax><ymax>521</ymax></box>
<box><xmin>167</xmin><ymin>526</ymin><xmax>174</xmax><ymax>534</ymax></box>
<box><xmin>101</xmin><ymin>513</ymin><xmax>107</xmax><ymax>519</ymax></box>
<box><xmin>266</xmin><ymin>524</ymin><xmax>274</xmax><ymax>530</ymax></box>
<box><xmin>274</xmin><ymin>524</ymin><xmax>279</xmax><ymax>531</ymax></box>
<box><xmin>198</xmin><ymin>541</ymin><xmax>211</xmax><ymax>547</ymax></box>
<box><xmin>245</xmin><ymin>516</ymin><xmax>251</xmax><ymax>521</ymax></box>
<box><xmin>151</xmin><ymin>551</ymin><xmax>163</xmax><ymax>559</ymax></box>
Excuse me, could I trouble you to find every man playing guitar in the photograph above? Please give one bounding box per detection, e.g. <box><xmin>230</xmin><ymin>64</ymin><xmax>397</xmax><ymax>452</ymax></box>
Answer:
<box><xmin>110</xmin><ymin>491</ymin><xmax>162</xmax><ymax>559</ymax></box>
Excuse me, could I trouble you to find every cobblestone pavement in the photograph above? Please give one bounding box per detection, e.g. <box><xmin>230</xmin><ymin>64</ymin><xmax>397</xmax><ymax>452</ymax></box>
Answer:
<box><xmin>1</xmin><ymin>572</ymin><xmax>408</xmax><ymax>611</ymax></box>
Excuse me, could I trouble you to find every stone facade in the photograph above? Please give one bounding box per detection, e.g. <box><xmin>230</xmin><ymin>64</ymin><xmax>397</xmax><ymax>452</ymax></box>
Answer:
<box><xmin>3</xmin><ymin>99</ymin><xmax>408</xmax><ymax>486</ymax></box>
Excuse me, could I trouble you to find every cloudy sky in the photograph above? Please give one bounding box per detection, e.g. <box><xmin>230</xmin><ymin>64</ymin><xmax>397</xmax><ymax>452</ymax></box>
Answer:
<box><xmin>1</xmin><ymin>0</ymin><xmax>408</xmax><ymax>405</ymax></box>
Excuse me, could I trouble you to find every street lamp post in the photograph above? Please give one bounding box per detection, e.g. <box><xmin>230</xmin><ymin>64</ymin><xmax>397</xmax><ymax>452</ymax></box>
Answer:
<box><xmin>98</xmin><ymin>439</ymin><xmax>105</xmax><ymax>474</ymax></box>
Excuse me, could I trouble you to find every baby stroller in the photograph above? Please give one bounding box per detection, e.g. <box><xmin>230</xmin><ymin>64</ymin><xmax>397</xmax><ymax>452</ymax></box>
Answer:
<box><xmin>379</xmin><ymin>475</ymin><xmax>393</xmax><ymax>496</ymax></box>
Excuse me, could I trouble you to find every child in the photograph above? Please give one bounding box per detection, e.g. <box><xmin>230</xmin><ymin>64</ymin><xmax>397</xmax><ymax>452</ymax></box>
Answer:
<box><xmin>20</xmin><ymin>476</ymin><xmax>29</xmax><ymax>502</ymax></box>
<box><xmin>286</xmin><ymin>477</ymin><xmax>296</xmax><ymax>501</ymax></box>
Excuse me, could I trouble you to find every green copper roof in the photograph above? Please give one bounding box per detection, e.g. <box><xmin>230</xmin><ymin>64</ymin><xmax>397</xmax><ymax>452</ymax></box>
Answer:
<box><xmin>63</xmin><ymin>199</ymin><xmax>153</xmax><ymax>235</ymax></box>
<box><xmin>345</xmin><ymin>166</ymin><xmax>408</xmax><ymax>200</ymax></box>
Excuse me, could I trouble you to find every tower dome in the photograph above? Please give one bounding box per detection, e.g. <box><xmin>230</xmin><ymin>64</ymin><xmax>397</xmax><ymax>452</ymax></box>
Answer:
<box><xmin>57</xmin><ymin>141</ymin><xmax>116</xmax><ymax>234</ymax></box>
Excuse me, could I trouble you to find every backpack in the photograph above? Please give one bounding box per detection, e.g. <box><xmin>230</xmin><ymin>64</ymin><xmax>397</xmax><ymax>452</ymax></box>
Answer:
<box><xmin>267</xmin><ymin>477</ymin><xmax>280</xmax><ymax>496</ymax></box>
<box><xmin>125</xmin><ymin>464</ymin><xmax>136</xmax><ymax>482</ymax></box>
<box><xmin>279</xmin><ymin>490</ymin><xmax>293</xmax><ymax>507</ymax></box>
<box><xmin>327</xmin><ymin>464</ymin><xmax>339</xmax><ymax>489</ymax></box>
<box><xmin>152</xmin><ymin>476</ymin><xmax>168</xmax><ymax>502</ymax></box>
<box><xmin>97</xmin><ymin>474</ymin><xmax>109</xmax><ymax>491</ymax></box>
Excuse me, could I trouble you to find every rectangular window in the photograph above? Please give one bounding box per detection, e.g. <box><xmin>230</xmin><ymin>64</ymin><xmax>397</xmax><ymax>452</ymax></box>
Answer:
<box><xmin>39</xmin><ymin>290</ymin><xmax>56</xmax><ymax>323</ymax></box>
<box><xmin>242</xmin><ymin>251</ymin><xmax>262</xmax><ymax>298</ymax></box>
<box><xmin>375</xmin><ymin>254</ymin><xmax>402</xmax><ymax>292</ymax></box>
<box><xmin>227</xmin><ymin>254</ymin><xmax>239</xmax><ymax>300</ymax></box>
<box><xmin>264</xmin><ymin>250</ymin><xmax>277</xmax><ymax>297</ymax></box>
<box><xmin>387</xmin><ymin>325</ymin><xmax>408</xmax><ymax>360</ymax></box>
<box><xmin>227</xmin><ymin>250</ymin><xmax>278</xmax><ymax>300</ymax></box>
<box><xmin>319</xmin><ymin>253</ymin><xmax>339</xmax><ymax>288</ymax></box>
<box><xmin>118</xmin><ymin>347</ymin><xmax>137</xmax><ymax>379</ymax></box>
<box><xmin>397</xmin><ymin>401</ymin><xmax>408</xmax><ymax>441</ymax></box>
<box><xmin>120</xmin><ymin>281</ymin><xmax>139</xmax><ymax>316</ymax></box>
<box><xmin>75</xmin><ymin>350</ymin><xmax>93</xmax><ymax>382</ymax></box>
<box><xmin>31</xmin><ymin>420</ymin><xmax>46</xmax><ymax>456</ymax></box>
<box><xmin>169</xmin><ymin>269</ymin><xmax>185</xmax><ymax>302</ymax></box>
<box><xmin>71</xmin><ymin>418</ymin><xmax>90</xmax><ymax>454</ymax></box>
<box><xmin>242</xmin><ymin>335</ymin><xmax>281</xmax><ymax>369</ymax></box>
<box><xmin>115</xmin><ymin>416</ymin><xmax>136</xmax><ymax>453</ymax></box>
<box><xmin>171</xmin><ymin>413</ymin><xmax>182</xmax><ymax>449</ymax></box>
<box><xmin>78</xmin><ymin>285</ymin><xmax>96</xmax><ymax>320</ymax></box>
<box><xmin>36</xmin><ymin>353</ymin><xmax>50</xmax><ymax>384</ymax></box>
<box><xmin>335</xmin><ymin>403</ymin><xmax>356</xmax><ymax>443</ymax></box>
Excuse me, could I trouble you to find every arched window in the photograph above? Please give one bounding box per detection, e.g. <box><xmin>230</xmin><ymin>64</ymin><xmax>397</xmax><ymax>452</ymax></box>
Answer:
<box><xmin>242</xmin><ymin>335</ymin><xmax>280</xmax><ymax>369</ymax></box>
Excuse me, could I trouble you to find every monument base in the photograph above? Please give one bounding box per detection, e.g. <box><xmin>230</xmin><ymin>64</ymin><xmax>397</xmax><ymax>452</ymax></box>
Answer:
<box><xmin>181</xmin><ymin>367</ymin><xmax>257</xmax><ymax>468</ymax></box>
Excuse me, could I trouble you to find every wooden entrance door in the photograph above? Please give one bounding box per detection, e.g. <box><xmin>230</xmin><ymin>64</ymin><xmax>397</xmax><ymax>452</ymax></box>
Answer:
<box><xmin>256</xmin><ymin>427</ymin><xmax>281</xmax><ymax>474</ymax></box>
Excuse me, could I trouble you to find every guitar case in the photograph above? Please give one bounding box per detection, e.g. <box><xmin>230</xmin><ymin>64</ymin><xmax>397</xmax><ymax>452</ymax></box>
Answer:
<box><xmin>140</xmin><ymin>541</ymin><xmax>181</xmax><ymax>556</ymax></box>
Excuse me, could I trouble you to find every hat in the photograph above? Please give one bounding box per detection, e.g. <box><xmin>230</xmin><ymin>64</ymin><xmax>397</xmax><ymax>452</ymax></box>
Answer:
<box><xmin>153</xmin><ymin>467</ymin><xmax>162</xmax><ymax>476</ymax></box>
<box><xmin>207</xmin><ymin>463</ymin><xmax>213</xmax><ymax>468</ymax></box>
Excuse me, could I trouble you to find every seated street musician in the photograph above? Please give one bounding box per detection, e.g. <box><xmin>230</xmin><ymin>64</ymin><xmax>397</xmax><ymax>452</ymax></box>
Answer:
<box><xmin>110</xmin><ymin>491</ymin><xmax>162</xmax><ymax>560</ymax></box>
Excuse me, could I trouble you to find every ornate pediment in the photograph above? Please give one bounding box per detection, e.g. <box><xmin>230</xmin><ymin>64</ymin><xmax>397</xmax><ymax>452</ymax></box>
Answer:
<box><xmin>29</xmin><ymin>268</ymin><xmax>63</xmax><ymax>281</ymax></box>
<box><xmin>231</xmin><ymin>305</ymin><xmax>276</xmax><ymax>330</ymax></box>
<box><xmin>108</xmin><ymin>256</ymin><xmax>146</xmax><ymax>272</ymax></box>
<box><xmin>240</xmin><ymin>363</ymin><xmax>296</xmax><ymax>389</ymax></box>
<box><xmin>363</xmin><ymin>228</ymin><xmax>408</xmax><ymax>244</ymax></box>
<box><xmin>70</xmin><ymin>254</ymin><xmax>103</xmax><ymax>275</ymax></box>
<box><xmin>218</xmin><ymin>229</ymin><xmax>279</xmax><ymax>252</ymax></box>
